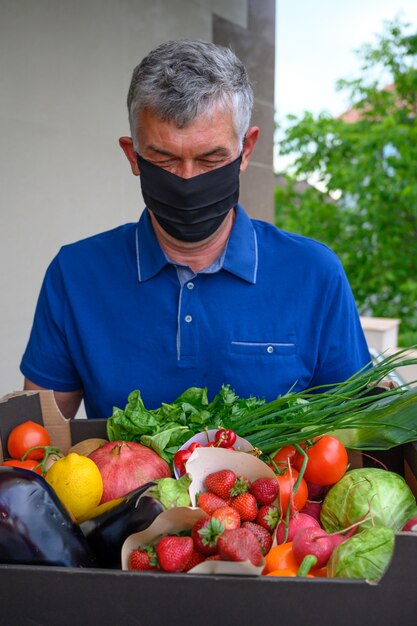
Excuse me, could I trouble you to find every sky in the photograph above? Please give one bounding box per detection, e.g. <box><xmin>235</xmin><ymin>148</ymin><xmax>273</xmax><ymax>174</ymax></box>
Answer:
<box><xmin>275</xmin><ymin>0</ymin><xmax>417</xmax><ymax>169</ymax></box>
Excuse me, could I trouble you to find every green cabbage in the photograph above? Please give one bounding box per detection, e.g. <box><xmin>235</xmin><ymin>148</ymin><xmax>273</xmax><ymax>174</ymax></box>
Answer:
<box><xmin>321</xmin><ymin>468</ymin><xmax>417</xmax><ymax>533</ymax></box>
<box><xmin>148</xmin><ymin>474</ymin><xmax>192</xmax><ymax>509</ymax></box>
<box><xmin>327</xmin><ymin>526</ymin><xmax>395</xmax><ymax>581</ymax></box>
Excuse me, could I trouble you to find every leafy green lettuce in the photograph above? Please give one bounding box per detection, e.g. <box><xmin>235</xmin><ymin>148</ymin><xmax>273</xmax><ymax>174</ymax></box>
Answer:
<box><xmin>106</xmin><ymin>385</ymin><xmax>264</xmax><ymax>465</ymax></box>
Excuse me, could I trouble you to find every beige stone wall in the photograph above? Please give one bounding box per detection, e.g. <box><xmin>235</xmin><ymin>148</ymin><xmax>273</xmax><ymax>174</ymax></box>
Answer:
<box><xmin>213</xmin><ymin>0</ymin><xmax>276</xmax><ymax>222</ymax></box>
<box><xmin>0</xmin><ymin>0</ymin><xmax>276</xmax><ymax>398</ymax></box>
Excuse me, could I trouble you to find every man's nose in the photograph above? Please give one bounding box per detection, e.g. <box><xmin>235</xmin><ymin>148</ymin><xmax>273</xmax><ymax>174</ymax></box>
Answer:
<box><xmin>176</xmin><ymin>160</ymin><xmax>199</xmax><ymax>179</ymax></box>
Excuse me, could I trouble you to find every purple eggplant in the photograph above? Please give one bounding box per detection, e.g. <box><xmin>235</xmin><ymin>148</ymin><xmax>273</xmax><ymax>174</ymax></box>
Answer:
<box><xmin>0</xmin><ymin>466</ymin><xmax>95</xmax><ymax>567</ymax></box>
<box><xmin>79</xmin><ymin>482</ymin><xmax>163</xmax><ymax>568</ymax></box>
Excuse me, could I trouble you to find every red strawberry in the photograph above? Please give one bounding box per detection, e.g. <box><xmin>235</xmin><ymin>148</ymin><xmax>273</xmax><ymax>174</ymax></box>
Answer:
<box><xmin>155</xmin><ymin>535</ymin><xmax>194</xmax><ymax>573</ymax></box>
<box><xmin>128</xmin><ymin>546</ymin><xmax>158</xmax><ymax>571</ymax></box>
<box><xmin>197</xmin><ymin>491</ymin><xmax>229</xmax><ymax>515</ymax></box>
<box><xmin>230</xmin><ymin>493</ymin><xmax>258</xmax><ymax>521</ymax></box>
<box><xmin>184</xmin><ymin>549</ymin><xmax>206</xmax><ymax>571</ymax></box>
<box><xmin>242</xmin><ymin>521</ymin><xmax>273</xmax><ymax>555</ymax></box>
<box><xmin>212</xmin><ymin>506</ymin><xmax>241</xmax><ymax>530</ymax></box>
<box><xmin>192</xmin><ymin>516</ymin><xmax>224</xmax><ymax>555</ymax></box>
<box><xmin>250</xmin><ymin>477</ymin><xmax>279</xmax><ymax>505</ymax></box>
<box><xmin>204</xmin><ymin>469</ymin><xmax>236</xmax><ymax>500</ymax></box>
<box><xmin>217</xmin><ymin>528</ymin><xmax>263</xmax><ymax>566</ymax></box>
<box><xmin>205</xmin><ymin>554</ymin><xmax>222</xmax><ymax>561</ymax></box>
<box><xmin>256</xmin><ymin>504</ymin><xmax>279</xmax><ymax>532</ymax></box>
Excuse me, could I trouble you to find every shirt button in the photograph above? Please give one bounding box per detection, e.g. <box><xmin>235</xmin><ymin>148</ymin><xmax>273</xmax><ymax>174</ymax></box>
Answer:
<box><xmin>185</xmin><ymin>315</ymin><xmax>193</xmax><ymax>323</ymax></box>
<box><xmin>186</xmin><ymin>282</ymin><xmax>194</xmax><ymax>290</ymax></box>
<box><xmin>267</xmin><ymin>345</ymin><xmax>274</xmax><ymax>354</ymax></box>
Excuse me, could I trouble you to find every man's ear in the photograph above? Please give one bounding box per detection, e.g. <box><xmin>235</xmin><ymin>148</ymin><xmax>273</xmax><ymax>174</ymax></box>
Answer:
<box><xmin>240</xmin><ymin>126</ymin><xmax>260</xmax><ymax>172</ymax></box>
<box><xmin>119</xmin><ymin>136</ymin><xmax>140</xmax><ymax>175</ymax></box>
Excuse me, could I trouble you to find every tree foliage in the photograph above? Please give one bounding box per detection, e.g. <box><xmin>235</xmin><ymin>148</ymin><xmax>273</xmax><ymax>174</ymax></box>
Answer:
<box><xmin>275</xmin><ymin>19</ymin><xmax>417</xmax><ymax>346</ymax></box>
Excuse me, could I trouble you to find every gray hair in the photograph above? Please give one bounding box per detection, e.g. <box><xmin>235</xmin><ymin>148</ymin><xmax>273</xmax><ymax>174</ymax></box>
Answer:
<box><xmin>127</xmin><ymin>39</ymin><xmax>254</xmax><ymax>150</ymax></box>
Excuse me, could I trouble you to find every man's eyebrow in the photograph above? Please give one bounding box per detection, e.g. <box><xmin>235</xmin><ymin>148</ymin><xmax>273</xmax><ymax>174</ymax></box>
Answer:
<box><xmin>146</xmin><ymin>144</ymin><xmax>230</xmax><ymax>158</ymax></box>
<box><xmin>199</xmin><ymin>146</ymin><xmax>230</xmax><ymax>157</ymax></box>
<box><xmin>147</xmin><ymin>145</ymin><xmax>176</xmax><ymax>157</ymax></box>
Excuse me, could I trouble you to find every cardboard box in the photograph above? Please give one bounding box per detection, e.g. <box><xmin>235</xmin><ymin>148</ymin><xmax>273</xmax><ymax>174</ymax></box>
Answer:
<box><xmin>1</xmin><ymin>390</ymin><xmax>417</xmax><ymax>626</ymax></box>
<box><xmin>0</xmin><ymin>390</ymin><xmax>107</xmax><ymax>461</ymax></box>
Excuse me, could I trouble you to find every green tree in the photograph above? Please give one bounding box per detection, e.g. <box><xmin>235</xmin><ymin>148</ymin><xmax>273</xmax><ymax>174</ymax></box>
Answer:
<box><xmin>275</xmin><ymin>19</ymin><xmax>417</xmax><ymax>346</ymax></box>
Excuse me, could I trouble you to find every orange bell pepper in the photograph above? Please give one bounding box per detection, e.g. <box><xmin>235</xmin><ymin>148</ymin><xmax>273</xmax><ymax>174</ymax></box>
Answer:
<box><xmin>263</xmin><ymin>542</ymin><xmax>327</xmax><ymax>577</ymax></box>
<box><xmin>262</xmin><ymin>542</ymin><xmax>298</xmax><ymax>575</ymax></box>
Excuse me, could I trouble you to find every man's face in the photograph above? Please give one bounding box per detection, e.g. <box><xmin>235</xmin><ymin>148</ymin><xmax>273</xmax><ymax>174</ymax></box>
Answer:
<box><xmin>136</xmin><ymin>106</ymin><xmax>243</xmax><ymax>179</ymax></box>
<box><xmin>119</xmin><ymin>107</ymin><xmax>259</xmax><ymax>182</ymax></box>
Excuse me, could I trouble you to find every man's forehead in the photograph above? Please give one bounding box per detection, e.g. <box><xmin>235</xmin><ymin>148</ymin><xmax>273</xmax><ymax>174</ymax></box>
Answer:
<box><xmin>137</xmin><ymin>104</ymin><xmax>236</xmax><ymax>131</ymax></box>
<box><xmin>136</xmin><ymin>107</ymin><xmax>238</xmax><ymax>154</ymax></box>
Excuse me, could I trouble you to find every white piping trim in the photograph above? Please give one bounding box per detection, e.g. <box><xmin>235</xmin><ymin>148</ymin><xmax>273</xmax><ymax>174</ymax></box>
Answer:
<box><xmin>176</xmin><ymin>279</ymin><xmax>184</xmax><ymax>360</ymax></box>
<box><xmin>253</xmin><ymin>229</ymin><xmax>258</xmax><ymax>283</ymax></box>
<box><xmin>135</xmin><ymin>225</ymin><xmax>142</xmax><ymax>282</ymax></box>
<box><xmin>231</xmin><ymin>342</ymin><xmax>295</xmax><ymax>347</ymax></box>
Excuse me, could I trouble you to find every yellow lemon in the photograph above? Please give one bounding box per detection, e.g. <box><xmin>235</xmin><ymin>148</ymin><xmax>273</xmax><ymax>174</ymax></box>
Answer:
<box><xmin>45</xmin><ymin>452</ymin><xmax>103</xmax><ymax>520</ymax></box>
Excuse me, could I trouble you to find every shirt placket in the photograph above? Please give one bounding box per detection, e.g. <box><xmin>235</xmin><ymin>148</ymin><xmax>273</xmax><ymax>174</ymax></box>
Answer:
<box><xmin>177</xmin><ymin>277</ymin><xmax>198</xmax><ymax>361</ymax></box>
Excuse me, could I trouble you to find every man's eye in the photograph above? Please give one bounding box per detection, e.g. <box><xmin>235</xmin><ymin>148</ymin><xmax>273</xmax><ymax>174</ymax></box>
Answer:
<box><xmin>200</xmin><ymin>159</ymin><xmax>225</xmax><ymax>166</ymax></box>
<box><xmin>155</xmin><ymin>158</ymin><xmax>176</xmax><ymax>166</ymax></box>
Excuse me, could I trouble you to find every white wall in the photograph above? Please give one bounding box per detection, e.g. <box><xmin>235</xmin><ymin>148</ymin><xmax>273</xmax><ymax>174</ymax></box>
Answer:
<box><xmin>0</xmin><ymin>0</ymin><xmax>248</xmax><ymax>399</ymax></box>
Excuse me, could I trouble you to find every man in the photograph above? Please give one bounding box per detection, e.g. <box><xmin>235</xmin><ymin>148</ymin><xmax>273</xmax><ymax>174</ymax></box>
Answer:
<box><xmin>21</xmin><ymin>40</ymin><xmax>371</xmax><ymax>419</ymax></box>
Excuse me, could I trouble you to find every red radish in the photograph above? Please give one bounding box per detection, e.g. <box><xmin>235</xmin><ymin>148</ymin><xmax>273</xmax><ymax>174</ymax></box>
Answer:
<box><xmin>276</xmin><ymin>512</ymin><xmax>320</xmax><ymax>545</ymax></box>
<box><xmin>89</xmin><ymin>440</ymin><xmax>171</xmax><ymax>503</ymax></box>
<box><xmin>292</xmin><ymin>526</ymin><xmax>345</xmax><ymax>568</ymax></box>
<box><xmin>300</xmin><ymin>500</ymin><xmax>322</xmax><ymax>523</ymax></box>
<box><xmin>305</xmin><ymin>480</ymin><xmax>328</xmax><ymax>501</ymax></box>
<box><xmin>402</xmin><ymin>516</ymin><xmax>417</xmax><ymax>532</ymax></box>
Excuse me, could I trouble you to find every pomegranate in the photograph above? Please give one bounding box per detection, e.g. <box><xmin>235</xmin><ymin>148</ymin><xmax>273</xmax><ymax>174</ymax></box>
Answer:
<box><xmin>89</xmin><ymin>441</ymin><xmax>171</xmax><ymax>503</ymax></box>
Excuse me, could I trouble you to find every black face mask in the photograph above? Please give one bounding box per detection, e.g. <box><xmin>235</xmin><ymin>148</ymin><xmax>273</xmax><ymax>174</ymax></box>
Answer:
<box><xmin>136</xmin><ymin>152</ymin><xmax>241</xmax><ymax>242</ymax></box>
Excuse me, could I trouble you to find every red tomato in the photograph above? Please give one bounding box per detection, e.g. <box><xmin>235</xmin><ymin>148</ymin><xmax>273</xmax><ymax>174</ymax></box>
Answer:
<box><xmin>270</xmin><ymin>445</ymin><xmax>297</xmax><ymax>469</ymax></box>
<box><xmin>7</xmin><ymin>420</ymin><xmax>50</xmax><ymax>460</ymax></box>
<box><xmin>294</xmin><ymin>435</ymin><xmax>348</xmax><ymax>486</ymax></box>
<box><xmin>276</xmin><ymin>468</ymin><xmax>308</xmax><ymax>515</ymax></box>
<box><xmin>1</xmin><ymin>459</ymin><xmax>43</xmax><ymax>475</ymax></box>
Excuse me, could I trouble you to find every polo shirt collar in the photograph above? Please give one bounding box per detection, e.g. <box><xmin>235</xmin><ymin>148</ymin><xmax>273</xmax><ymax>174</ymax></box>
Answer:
<box><xmin>222</xmin><ymin>204</ymin><xmax>258</xmax><ymax>284</ymax></box>
<box><xmin>135</xmin><ymin>204</ymin><xmax>258</xmax><ymax>284</ymax></box>
<box><xmin>135</xmin><ymin>209</ymin><xmax>169</xmax><ymax>282</ymax></box>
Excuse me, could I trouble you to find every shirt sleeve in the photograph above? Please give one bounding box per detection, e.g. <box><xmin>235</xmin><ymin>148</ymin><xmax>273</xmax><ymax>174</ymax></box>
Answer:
<box><xmin>20</xmin><ymin>253</ymin><xmax>83</xmax><ymax>391</ymax></box>
<box><xmin>309</xmin><ymin>260</ymin><xmax>371</xmax><ymax>388</ymax></box>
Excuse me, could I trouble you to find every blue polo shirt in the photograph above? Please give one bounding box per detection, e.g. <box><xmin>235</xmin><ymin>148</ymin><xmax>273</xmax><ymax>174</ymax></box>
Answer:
<box><xmin>20</xmin><ymin>205</ymin><xmax>371</xmax><ymax>419</ymax></box>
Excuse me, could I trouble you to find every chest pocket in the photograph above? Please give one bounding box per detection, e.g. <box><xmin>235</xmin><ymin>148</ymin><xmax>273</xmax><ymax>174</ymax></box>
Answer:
<box><xmin>230</xmin><ymin>340</ymin><xmax>296</xmax><ymax>357</ymax></box>
<box><xmin>223</xmin><ymin>334</ymin><xmax>306</xmax><ymax>399</ymax></box>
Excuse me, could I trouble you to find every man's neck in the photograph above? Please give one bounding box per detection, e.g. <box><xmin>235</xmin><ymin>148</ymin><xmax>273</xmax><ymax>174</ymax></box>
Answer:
<box><xmin>149</xmin><ymin>209</ymin><xmax>235</xmax><ymax>273</ymax></box>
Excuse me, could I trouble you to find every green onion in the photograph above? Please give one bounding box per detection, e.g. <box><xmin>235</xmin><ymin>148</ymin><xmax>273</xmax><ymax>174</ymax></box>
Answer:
<box><xmin>221</xmin><ymin>348</ymin><xmax>417</xmax><ymax>453</ymax></box>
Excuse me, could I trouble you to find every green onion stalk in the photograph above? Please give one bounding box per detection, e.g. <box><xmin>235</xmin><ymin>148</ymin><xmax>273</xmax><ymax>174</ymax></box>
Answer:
<box><xmin>220</xmin><ymin>348</ymin><xmax>417</xmax><ymax>454</ymax></box>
